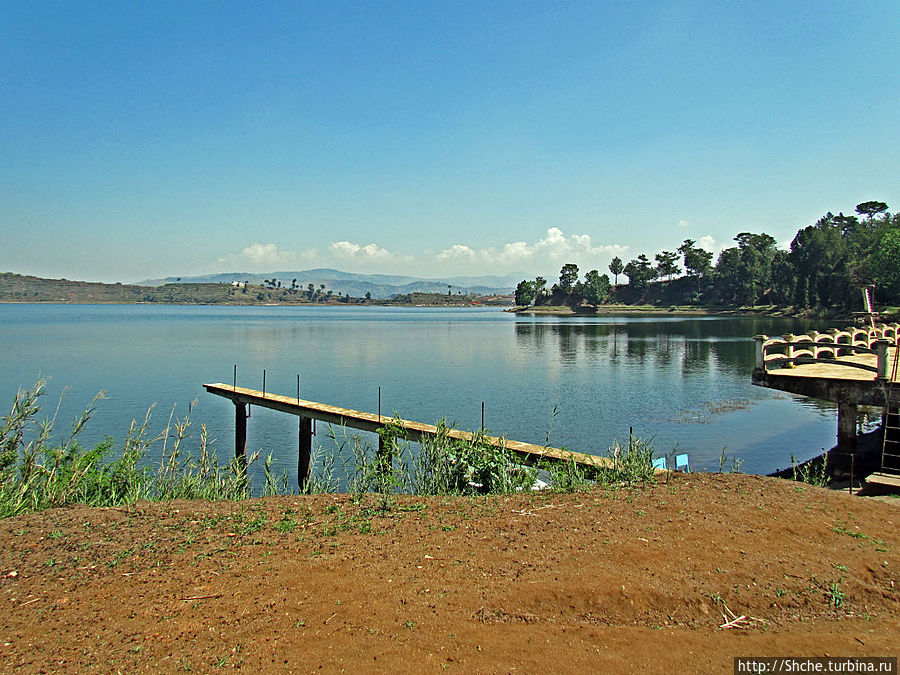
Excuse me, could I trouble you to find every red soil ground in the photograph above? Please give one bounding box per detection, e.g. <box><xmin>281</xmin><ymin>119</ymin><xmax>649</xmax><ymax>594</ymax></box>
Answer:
<box><xmin>1</xmin><ymin>473</ymin><xmax>898</xmax><ymax>674</ymax></box>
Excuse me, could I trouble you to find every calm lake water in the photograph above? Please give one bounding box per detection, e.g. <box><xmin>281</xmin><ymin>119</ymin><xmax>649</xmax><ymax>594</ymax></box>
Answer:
<box><xmin>0</xmin><ymin>304</ymin><xmax>841</xmax><ymax>486</ymax></box>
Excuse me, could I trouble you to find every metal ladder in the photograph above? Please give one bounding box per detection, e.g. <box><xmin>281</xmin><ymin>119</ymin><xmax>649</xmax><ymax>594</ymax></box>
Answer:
<box><xmin>880</xmin><ymin>345</ymin><xmax>900</xmax><ymax>475</ymax></box>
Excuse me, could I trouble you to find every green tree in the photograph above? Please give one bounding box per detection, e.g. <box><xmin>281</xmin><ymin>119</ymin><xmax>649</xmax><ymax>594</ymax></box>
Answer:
<box><xmin>608</xmin><ymin>256</ymin><xmax>624</xmax><ymax>286</ymax></box>
<box><xmin>582</xmin><ymin>270</ymin><xmax>611</xmax><ymax>306</ymax></box>
<box><xmin>533</xmin><ymin>276</ymin><xmax>547</xmax><ymax>305</ymax></box>
<box><xmin>677</xmin><ymin>239</ymin><xmax>712</xmax><ymax>279</ymax></box>
<box><xmin>790</xmin><ymin>216</ymin><xmax>852</xmax><ymax>309</ymax></box>
<box><xmin>677</xmin><ymin>239</ymin><xmax>713</xmax><ymax>298</ymax></box>
<box><xmin>654</xmin><ymin>250</ymin><xmax>680</xmax><ymax>281</ymax></box>
<box><xmin>559</xmin><ymin>263</ymin><xmax>579</xmax><ymax>293</ymax></box>
<box><xmin>514</xmin><ymin>280</ymin><xmax>535</xmax><ymax>305</ymax></box>
<box><xmin>623</xmin><ymin>255</ymin><xmax>656</xmax><ymax>290</ymax></box>
<box><xmin>715</xmin><ymin>232</ymin><xmax>778</xmax><ymax>305</ymax></box>
<box><xmin>568</xmin><ymin>281</ymin><xmax>585</xmax><ymax>307</ymax></box>
<box><xmin>770</xmin><ymin>250</ymin><xmax>794</xmax><ymax>305</ymax></box>
<box><xmin>856</xmin><ymin>201</ymin><xmax>889</xmax><ymax>219</ymax></box>
<box><xmin>714</xmin><ymin>247</ymin><xmax>743</xmax><ymax>303</ymax></box>
<box><xmin>872</xmin><ymin>229</ymin><xmax>900</xmax><ymax>297</ymax></box>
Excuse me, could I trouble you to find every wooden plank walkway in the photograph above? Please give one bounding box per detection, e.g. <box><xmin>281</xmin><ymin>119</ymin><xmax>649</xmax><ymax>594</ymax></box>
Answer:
<box><xmin>203</xmin><ymin>383</ymin><xmax>613</xmax><ymax>471</ymax></box>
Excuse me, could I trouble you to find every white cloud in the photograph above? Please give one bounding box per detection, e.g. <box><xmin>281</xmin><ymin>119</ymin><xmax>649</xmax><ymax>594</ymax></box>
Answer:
<box><xmin>242</xmin><ymin>243</ymin><xmax>289</xmax><ymax>265</ymax></box>
<box><xmin>330</xmin><ymin>241</ymin><xmax>361</xmax><ymax>257</ymax></box>
<box><xmin>217</xmin><ymin>242</ymin><xmax>309</xmax><ymax>268</ymax></box>
<box><xmin>678</xmin><ymin>220</ymin><xmax>691</xmax><ymax>228</ymax></box>
<box><xmin>437</xmin><ymin>244</ymin><xmax>476</xmax><ymax>260</ymax></box>
<box><xmin>330</xmin><ymin>241</ymin><xmax>394</xmax><ymax>261</ymax></box>
<box><xmin>432</xmin><ymin>228</ymin><xmax>627</xmax><ymax>276</ymax></box>
<box><xmin>215</xmin><ymin>229</ymin><xmax>627</xmax><ymax>278</ymax></box>
<box><xmin>496</xmin><ymin>241</ymin><xmax>532</xmax><ymax>264</ymax></box>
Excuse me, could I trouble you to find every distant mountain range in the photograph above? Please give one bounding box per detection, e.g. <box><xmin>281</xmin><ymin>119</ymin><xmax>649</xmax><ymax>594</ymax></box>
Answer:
<box><xmin>137</xmin><ymin>268</ymin><xmax>523</xmax><ymax>299</ymax></box>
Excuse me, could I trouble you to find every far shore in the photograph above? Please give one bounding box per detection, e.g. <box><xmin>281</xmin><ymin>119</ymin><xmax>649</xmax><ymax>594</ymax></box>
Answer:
<box><xmin>2</xmin><ymin>299</ymin><xmax>889</xmax><ymax>322</ymax></box>
<box><xmin>506</xmin><ymin>304</ymin><xmax>864</xmax><ymax>321</ymax></box>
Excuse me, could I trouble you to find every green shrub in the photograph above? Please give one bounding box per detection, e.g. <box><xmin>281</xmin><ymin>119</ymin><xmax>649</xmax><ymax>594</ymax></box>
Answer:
<box><xmin>0</xmin><ymin>380</ymin><xmax>252</xmax><ymax>517</ymax></box>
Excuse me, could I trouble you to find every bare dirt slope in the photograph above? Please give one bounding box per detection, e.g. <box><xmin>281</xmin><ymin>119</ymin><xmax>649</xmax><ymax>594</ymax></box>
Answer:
<box><xmin>1</xmin><ymin>473</ymin><xmax>898</xmax><ymax>674</ymax></box>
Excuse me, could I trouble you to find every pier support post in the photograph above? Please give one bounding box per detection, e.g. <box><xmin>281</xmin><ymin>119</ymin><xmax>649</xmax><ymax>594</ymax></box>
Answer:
<box><xmin>376</xmin><ymin>428</ymin><xmax>396</xmax><ymax>478</ymax></box>
<box><xmin>298</xmin><ymin>416</ymin><xmax>312</xmax><ymax>492</ymax></box>
<box><xmin>837</xmin><ymin>401</ymin><xmax>858</xmax><ymax>454</ymax></box>
<box><xmin>875</xmin><ymin>339</ymin><xmax>890</xmax><ymax>380</ymax></box>
<box><xmin>235</xmin><ymin>402</ymin><xmax>248</xmax><ymax>470</ymax></box>
<box><xmin>754</xmin><ymin>335</ymin><xmax>767</xmax><ymax>371</ymax></box>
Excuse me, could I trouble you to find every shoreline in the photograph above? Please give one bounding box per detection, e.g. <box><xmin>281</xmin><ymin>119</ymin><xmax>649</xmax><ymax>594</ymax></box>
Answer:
<box><xmin>507</xmin><ymin>304</ymin><xmax>852</xmax><ymax>320</ymax></box>
<box><xmin>0</xmin><ymin>299</ymin><xmax>504</xmax><ymax>309</ymax></box>
<box><xmin>0</xmin><ymin>300</ymin><xmax>863</xmax><ymax>320</ymax></box>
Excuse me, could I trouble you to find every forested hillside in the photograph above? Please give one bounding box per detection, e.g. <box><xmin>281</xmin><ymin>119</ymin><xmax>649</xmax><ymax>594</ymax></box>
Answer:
<box><xmin>516</xmin><ymin>201</ymin><xmax>900</xmax><ymax>312</ymax></box>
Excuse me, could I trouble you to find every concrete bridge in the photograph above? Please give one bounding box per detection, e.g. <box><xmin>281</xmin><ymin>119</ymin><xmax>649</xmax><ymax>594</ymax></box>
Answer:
<box><xmin>751</xmin><ymin>323</ymin><xmax>900</xmax><ymax>484</ymax></box>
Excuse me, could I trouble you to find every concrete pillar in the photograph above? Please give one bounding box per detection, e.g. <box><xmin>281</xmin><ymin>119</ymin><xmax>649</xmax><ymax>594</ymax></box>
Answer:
<box><xmin>783</xmin><ymin>334</ymin><xmax>795</xmax><ymax>368</ymax></box>
<box><xmin>754</xmin><ymin>335</ymin><xmax>767</xmax><ymax>370</ymax></box>
<box><xmin>875</xmin><ymin>339</ymin><xmax>890</xmax><ymax>380</ymax></box>
<box><xmin>837</xmin><ymin>401</ymin><xmax>858</xmax><ymax>454</ymax></box>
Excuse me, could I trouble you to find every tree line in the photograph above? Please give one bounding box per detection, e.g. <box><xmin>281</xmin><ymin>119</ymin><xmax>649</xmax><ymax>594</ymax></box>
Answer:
<box><xmin>515</xmin><ymin>201</ymin><xmax>900</xmax><ymax>310</ymax></box>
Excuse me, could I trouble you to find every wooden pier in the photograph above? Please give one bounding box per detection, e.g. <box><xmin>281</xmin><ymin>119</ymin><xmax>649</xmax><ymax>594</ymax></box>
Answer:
<box><xmin>203</xmin><ymin>383</ymin><xmax>612</xmax><ymax>489</ymax></box>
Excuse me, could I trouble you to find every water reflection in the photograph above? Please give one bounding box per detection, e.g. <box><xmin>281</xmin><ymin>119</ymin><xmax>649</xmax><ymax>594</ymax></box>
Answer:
<box><xmin>513</xmin><ymin>316</ymin><xmax>823</xmax><ymax>379</ymax></box>
<box><xmin>0</xmin><ymin>305</ymin><xmax>838</xmax><ymax>483</ymax></box>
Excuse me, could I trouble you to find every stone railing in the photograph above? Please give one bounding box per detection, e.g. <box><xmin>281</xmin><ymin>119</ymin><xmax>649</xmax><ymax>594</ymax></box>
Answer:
<box><xmin>754</xmin><ymin>323</ymin><xmax>900</xmax><ymax>379</ymax></box>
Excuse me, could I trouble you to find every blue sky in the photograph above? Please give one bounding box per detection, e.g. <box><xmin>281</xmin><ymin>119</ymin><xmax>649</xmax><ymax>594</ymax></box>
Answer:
<box><xmin>2</xmin><ymin>0</ymin><xmax>898</xmax><ymax>283</ymax></box>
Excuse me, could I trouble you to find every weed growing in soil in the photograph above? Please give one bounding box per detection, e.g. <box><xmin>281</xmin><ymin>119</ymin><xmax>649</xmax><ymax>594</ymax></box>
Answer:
<box><xmin>589</xmin><ymin>435</ymin><xmax>658</xmax><ymax>487</ymax></box>
<box><xmin>0</xmin><ymin>380</ymin><xmax>252</xmax><ymax>517</ymax></box>
<box><xmin>315</xmin><ymin>419</ymin><xmax>539</xmax><ymax>500</ymax></box>
<box><xmin>1</xmin><ymin>381</ymin><xmax>666</xmax><ymax>517</ymax></box>
<box><xmin>790</xmin><ymin>452</ymin><xmax>829</xmax><ymax>487</ymax></box>
<box><xmin>827</xmin><ymin>581</ymin><xmax>845</xmax><ymax>610</ymax></box>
